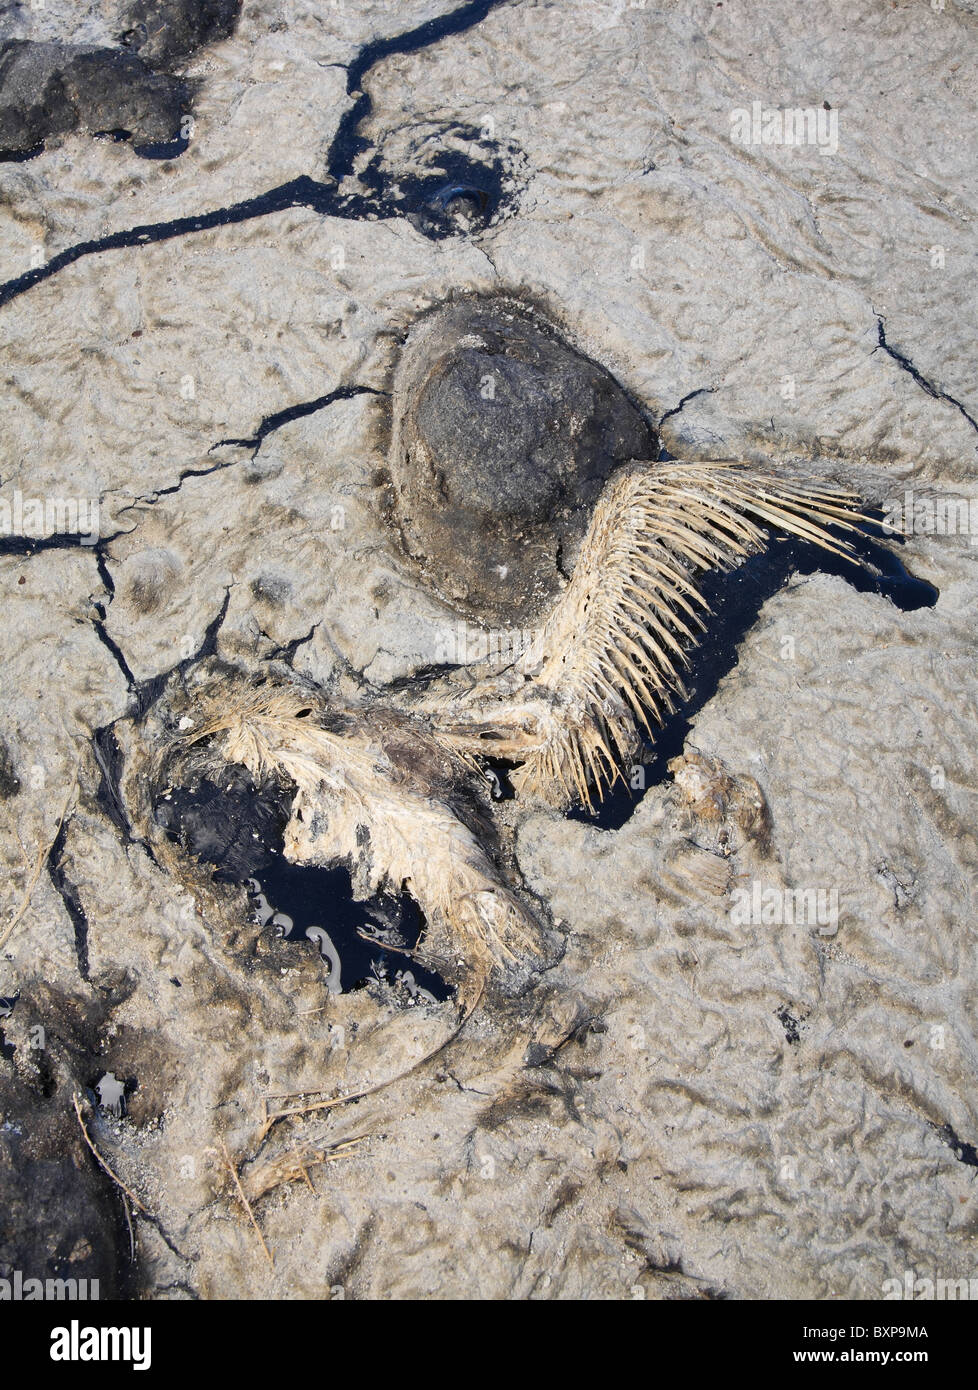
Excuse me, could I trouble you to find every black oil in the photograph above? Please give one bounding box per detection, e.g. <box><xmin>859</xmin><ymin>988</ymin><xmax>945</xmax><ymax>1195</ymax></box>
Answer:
<box><xmin>244</xmin><ymin>856</ymin><xmax>450</xmax><ymax>1002</ymax></box>
<box><xmin>352</xmin><ymin>129</ymin><xmax>511</xmax><ymax>238</ymax></box>
<box><xmin>215</xmin><ymin>383</ymin><xmax>385</xmax><ymax>453</ymax></box>
<box><xmin>133</xmin><ymin>135</ymin><xmax>191</xmax><ymax>160</ymax></box>
<box><xmin>0</xmin><ymin>994</ymin><xmax>17</xmax><ymax>1062</ymax></box>
<box><xmin>48</xmin><ymin>821</ymin><xmax>92</xmax><ymax>982</ymax></box>
<box><xmin>154</xmin><ymin>771</ymin><xmax>450</xmax><ymax>1001</ymax></box>
<box><xmin>329</xmin><ymin>1</ymin><xmax>508</xmax><ymax>186</ymax></box>
<box><xmin>0</xmin><ymin>142</ymin><xmax>44</xmax><ymax>162</ymax></box>
<box><xmin>935</xmin><ymin>1121</ymin><xmax>978</xmax><ymax>1169</ymax></box>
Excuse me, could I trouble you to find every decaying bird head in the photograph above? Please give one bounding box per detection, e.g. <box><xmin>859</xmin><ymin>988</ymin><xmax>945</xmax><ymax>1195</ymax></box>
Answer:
<box><xmin>124</xmin><ymin>667</ymin><xmax>561</xmax><ymax>1009</ymax></box>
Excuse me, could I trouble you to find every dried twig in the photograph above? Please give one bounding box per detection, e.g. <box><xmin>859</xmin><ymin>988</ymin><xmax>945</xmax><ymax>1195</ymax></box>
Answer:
<box><xmin>72</xmin><ymin>1092</ymin><xmax>150</xmax><ymax>1215</ymax></box>
<box><xmin>122</xmin><ymin>1196</ymin><xmax>136</xmax><ymax>1262</ymax></box>
<box><xmin>244</xmin><ymin>1136</ymin><xmax>366</xmax><ymax>1201</ymax></box>
<box><xmin>220</xmin><ymin>1140</ymin><xmax>274</xmax><ymax>1269</ymax></box>
<box><xmin>354</xmin><ymin>930</ymin><xmax>417</xmax><ymax>959</ymax></box>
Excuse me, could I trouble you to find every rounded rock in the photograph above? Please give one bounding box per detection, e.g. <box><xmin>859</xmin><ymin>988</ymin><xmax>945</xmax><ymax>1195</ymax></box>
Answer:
<box><xmin>388</xmin><ymin>295</ymin><xmax>657</xmax><ymax>625</ymax></box>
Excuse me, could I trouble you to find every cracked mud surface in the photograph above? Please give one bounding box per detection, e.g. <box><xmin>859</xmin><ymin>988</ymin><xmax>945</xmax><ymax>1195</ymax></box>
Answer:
<box><xmin>2</xmin><ymin>0</ymin><xmax>978</xmax><ymax>1301</ymax></box>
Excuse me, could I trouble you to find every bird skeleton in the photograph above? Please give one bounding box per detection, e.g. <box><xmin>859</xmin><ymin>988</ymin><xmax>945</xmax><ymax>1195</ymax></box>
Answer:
<box><xmin>173</xmin><ymin>458</ymin><xmax>868</xmax><ymax>999</ymax></box>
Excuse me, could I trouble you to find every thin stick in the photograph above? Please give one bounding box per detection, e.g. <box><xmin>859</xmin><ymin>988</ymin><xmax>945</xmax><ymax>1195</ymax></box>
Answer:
<box><xmin>72</xmin><ymin>1093</ymin><xmax>150</xmax><ymax>1215</ymax></box>
<box><xmin>220</xmin><ymin>1140</ymin><xmax>274</xmax><ymax>1269</ymax></box>
<box><xmin>0</xmin><ymin>771</ymin><xmax>78</xmax><ymax>954</ymax></box>
<box><xmin>262</xmin><ymin>979</ymin><xmax>485</xmax><ymax>1126</ymax></box>
<box><xmin>354</xmin><ymin>929</ymin><xmax>417</xmax><ymax>958</ymax></box>
<box><xmin>265</xmin><ymin>1085</ymin><xmax>394</xmax><ymax>1123</ymax></box>
<box><xmin>263</xmin><ymin>1085</ymin><xmax>344</xmax><ymax>1100</ymax></box>
<box><xmin>122</xmin><ymin>1196</ymin><xmax>136</xmax><ymax>1262</ymax></box>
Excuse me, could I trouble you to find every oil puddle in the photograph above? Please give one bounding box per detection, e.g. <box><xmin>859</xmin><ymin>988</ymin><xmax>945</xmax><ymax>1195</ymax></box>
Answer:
<box><xmin>93</xmin><ymin>129</ymin><xmax>190</xmax><ymax>160</ymax></box>
<box><xmin>133</xmin><ymin>136</ymin><xmax>191</xmax><ymax>161</ymax></box>
<box><xmin>239</xmin><ymin>859</ymin><xmax>450</xmax><ymax>1003</ymax></box>
<box><xmin>349</xmin><ymin>121</ymin><xmax>517</xmax><ymax>238</ymax></box>
<box><xmin>154</xmin><ymin>772</ymin><xmax>450</xmax><ymax>1001</ymax></box>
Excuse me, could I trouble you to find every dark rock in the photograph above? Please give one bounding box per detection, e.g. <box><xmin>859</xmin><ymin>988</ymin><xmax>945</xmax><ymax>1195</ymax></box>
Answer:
<box><xmin>118</xmin><ymin>0</ymin><xmax>241</xmax><ymax>70</ymax></box>
<box><xmin>0</xmin><ymin>40</ymin><xmax>188</xmax><ymax>155</ymax></box>
<box><xmin>0</xmin><ymin>4</ymin><xmax>241</xmax><ymax>159</ymax></box>
<box><xmin>388</xmin><ymin>295</ymin><xmax>657</xmax><ymax>624</ymax></box>
<box><xmin>0</xmin><ymin>42</ymin><xmax>75</xmax><ymax>154</ymax></box>
<box><xmin>63</xmin><ymin>48</ymin><xmax>189</xmax><ymax>143</ymax></box>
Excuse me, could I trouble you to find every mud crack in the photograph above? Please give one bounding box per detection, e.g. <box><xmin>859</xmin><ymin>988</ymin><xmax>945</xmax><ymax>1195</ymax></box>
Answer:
<box><xmin>875</xmin><ymin>315</ymin><xmax>978</xmax><ymax>438</ymax></box>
